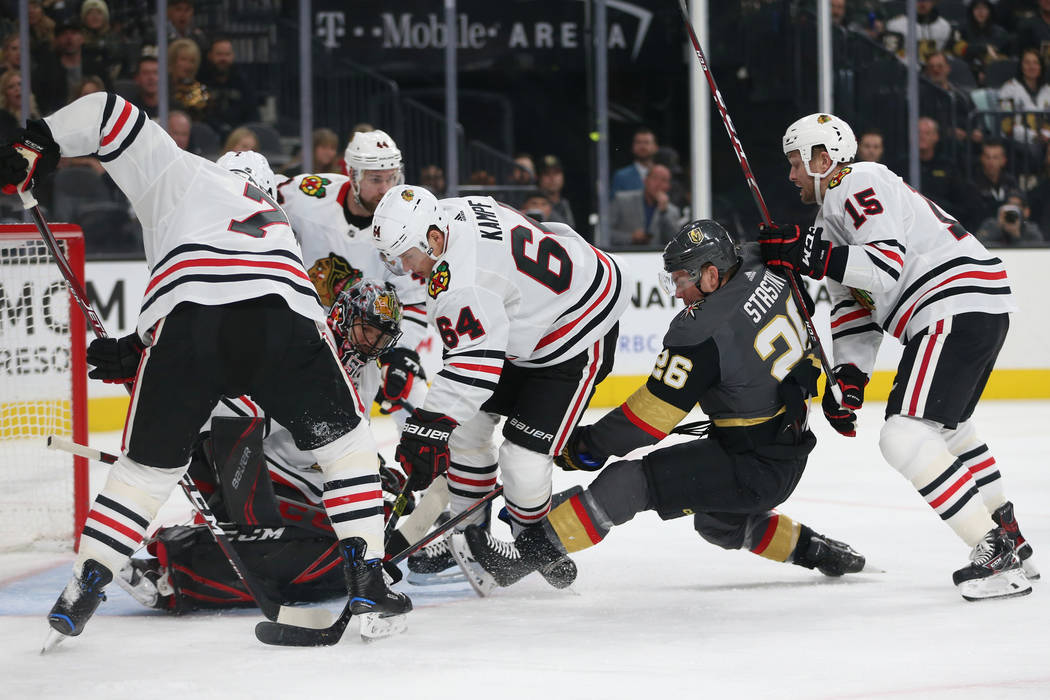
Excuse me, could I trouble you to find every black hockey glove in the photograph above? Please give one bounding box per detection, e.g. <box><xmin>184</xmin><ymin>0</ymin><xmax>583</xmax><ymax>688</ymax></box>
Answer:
<box><xmin>0</xmin><ymin>119</ymin><xmax>60</xmax><ymax>195</ymax></box>
<box><xmin>377</xmin><ymin>347</ymin><xmax>425</xmax><ymax>414</ymax></box>
<box><xmin>396</xmin><ymin>409</ymin><xmax>458</xmax><ymax>491</ymax></box>
<box><xmin>778</xmin><ymin>356</ymin><xmax>821</xmax><ymax>436</ymax></box>
<box><xmin>86</xmin><ymin>332</ymin><xmax>146</xmax><ymax>384</ymax></box>
<box><xmin>758</xmin><ymin>223</ymin><xmax>833</xmax><ymax>280</ymax></box>
<box><xmin>554</xmin><ymin>426</ymin><xmax>606</xmax><ymax>472</ymax></box>
<box><xmin>379</xmin><ymin>457</ymin><xmax>416</xmax><ymax>521</ymax></box>
<box><xmin>822</xmin><ymin>363</ymin><xmax>868</xmax><ymax>437</ymax></box>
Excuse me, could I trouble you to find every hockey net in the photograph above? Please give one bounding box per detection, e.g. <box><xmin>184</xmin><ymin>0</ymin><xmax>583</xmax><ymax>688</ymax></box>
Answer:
<box><xmin>0</xmin><ymin>224</ymin><xmax>88</xmax><ymax>551</ymax></box>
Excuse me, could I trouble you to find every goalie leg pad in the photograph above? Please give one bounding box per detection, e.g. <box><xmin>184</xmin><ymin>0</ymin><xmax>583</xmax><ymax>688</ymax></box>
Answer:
<box><xmin>880</xmin><ymin>415</ymin><xmax>991</xmax><ymax>547</ymax></box>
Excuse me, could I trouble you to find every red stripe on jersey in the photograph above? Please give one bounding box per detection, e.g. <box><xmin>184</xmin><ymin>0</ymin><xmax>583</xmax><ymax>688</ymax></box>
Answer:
<box><xmin>323</xmin><ymin>490</ymin><xmax>383</xmax><ymax>509</ymax></box>
<box><xmin>929</xmin><ymin>472</ymin><xmax>974</xmax><ymax>509</ymax></box>
<box><xmin>87</xmin><ymin>509</ymin><xmax>143</xmax><ymax>543</ymax></box>
<box><xmin>403</xmin><ymin>305</ymin><xmax>426</xmax><ymax>316</ymax></box>
<box><xmin>867</xmin><ymin>243</ymin><xmax>903</xmax><ymax>266</ymax></box>
<box><xmin>750</xmin><ymin>514</ymin><xmax>780</xmax><ymax>554</ymax></box>
<box><xmin>908</xmin><ymin>320</ymin><xmax>943</xmax><ymax>415</ymax></box>
<box><xmin>100</xmin><ymin>100</ymin><xmax>133</xmax><ymax>147</ymax></box>
<box><xmin>448</xmin><ymin>362</ymin><xmax>503</xmax><ymax>375</ymax></box>
<box><xmin>968</xmin><ymin>457</ymin><xmax>996</xmax><ymax>473</ymax></box>
<box><xmin>237</xmin><ymin>395</ymin><xmax>260</xmax><ymax>417</ymax></box>
<box><xmin>620</xmin><ymin>401</ymin><xmax>668</xmax><ymax>439</ymax></box>
<box><xmin>830</xmin><ymin>308</ymin><xmax>871</xmax><ymax>328</ymax></box>
<box><xmin>569</xmin><ymin>495</ymin><xmax>603</xmax><ymax>545</ymax></box>
<box><xmin>892</xmin><ymin>269</ymin><xmax>1008</xmax><ymax>338</ymax></box>
<box><xmin>144</xmin><ymin>257</ymin><xmax>312</xmax><ymax>297</ymax></box>
<box><xmin>535</xmin><ymin>249</ymin><xmax>613</xmax><ymax>350</ymax></box>
<box><xmin>336</xmin><ymin>181</ymin><xmax>352</xmax><ymax>208</ymax></box>
<box><xmin>448</xmin><ymin>473</ymin><xmax>498</xmax><ymax>488</ymax></box>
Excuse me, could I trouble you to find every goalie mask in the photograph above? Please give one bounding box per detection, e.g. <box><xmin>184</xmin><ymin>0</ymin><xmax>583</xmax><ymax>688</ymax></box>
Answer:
<box><xmin>370</xmin><ymin>184</ymin><xmax>448</xmax><ymax>274</ymax></box>
<box><xmin>345</xmin><ymin>129</ymin><xmax>404</xmax><ymax>208</ymax></box>
<box><xmin>782</xmin><ymin>113</ymin><xmax>857</xmax><ymax>205</ymax></box>
<box><xmin>216</xmin><ymin>150</ymin><xmax>277</xmax><ymax>199</ymax></box>
<box><xmin>659</xmin><ymin>219</ymin><xmax>741</xmax><ymax>296</ymax></box>
<box><xmin>327</xmin><ymin>281</ymin><xmax>403</xmax><ymax>374</ymax></box>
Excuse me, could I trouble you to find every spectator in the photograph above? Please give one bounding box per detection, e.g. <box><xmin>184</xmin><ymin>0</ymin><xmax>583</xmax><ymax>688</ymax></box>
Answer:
<box><xmin>0</xmin><ymin>70</ymin><xmax>39</xmax><ymax>143</ymax></box>
<box><xmin>75</xmin><ymin>75</ymin><xmax>106</xmax><ymax>98</ymax></box>
<box><xmin>51</xmin><ymin>19</ymin><xmax>111</xmax><ymax>107</ymax></box>
<box><xmin>168</xmin><ymin>37</ymin><xmax>207</xmax><ymax>120</ymax></box>
<box><xmin>975</xmin><ymin>190</ymin><xmax>1046</xmax><ymax>245</ymax></box>
<box><xmin>419</xmin><ymin>164</ymin><xmax>446</xmax><ymax>196</ymax></box>
<box><xmin>997</xmin><ymin>47</ymin><xmax>1050</xmax><ymax>146</ymax></box>
<box><xmin>886</xmin><ymin>0</ymin><xmax>956</xmax><ymax>63</ymax></box>
<box><xmin>122</xmin><ymin>49</ymin><xmax>159</xmax><ymax>118</ymax></box>
<box><xmin>856</xmin><ymin>128</ymin><xmax>885</xmax><ymax>162</ymax></box>
<box><xmin>973</xmin><ymin>139</ymin><xmax>1021</xmax><ymax>223</ymax></box>
<box><xmin>222</xmin><ymin>126</ymin><xmax>258</xmax><ymax>153</ymax></box>
<box><xmin>167</xmin><ymin>109</ymin><xmax>192</xmax><ymax>151</ymax></box>
<box><xmin>611</xmin><ymin>126</ymin><xmax>657</xmax><ymax>197</ymax></box>
<box><xmin>537</xmin><ymin>154</ymin><xmax>575</xmax><ymax>228</ymax></box>
<box><xmin>918</xmin><ymin>116</ymin><xmax>981</xmax><ymax>229</ymax></box>
<box><xmin>519</xmin><ymin>191</ymin><xmax>552</xmax><ymax>222</ymax></box>
<box><xmin>281</xmin><ymin>128</ymin><xmax>341</xmax><ymax>177</ymax></box>
<box><xmin>848</xmin><ymin>4</ymin><xmax>886</xmax><ymax>43</ymax></box>
<box><xmin>467</xmin><ymin>169</ymin><xmax>497</xmax><ymax>188</ymax></box>
<box><xmin>167</xmin><ymin>0</ymin><xmax>207</xmax><ymax>50</ymax></box>
<box><xmin>922</xmin><ymin>51</ymin><xmax>980</xmax><ymax>145</ymax></box>
<box><xmin>608</xmin><ymin>163</ymin><xmax>681</xmax><ymax>247</ymax></box>
<box><xmin>198</xmin><ymin>35</ymin><xmax>258</xmax><ymax>140</ymax></box>
<box><xmin>1015</xmin><ymin>0</ymin><xmax>1050</xmax><ymax>60</ymax></box>
<box><xmin>1</xmin><ymin>33</ymin><xmax>19</xmax><ymax>74</ymax></box>
<box><xmin>1020</xmin><ymin>141</ymin><xmax>1050</xmax><ymax>231</ymax></box>
<box><xmin>653</xmin><ymin>145</ymin><xmax>689</xmax><ymax>210</ymax></box>
<box><xmin>27</xmin><ymin>1</ymin><xmax>55</xmax><ymax>54</ymax></box>
<box><xmin>955</xmin><ymin>1</ymin><xmax>1011</xmax><ymax>66</ymax></box>
<box><xmin>510</xmin><ymin>152</ymin><xmax>535</xmax><ymax>186</ymax></box>
<box><xmin>80</xmin><ymin>0</ymin><xmax>123</xmax><ymax>83</ymax></box>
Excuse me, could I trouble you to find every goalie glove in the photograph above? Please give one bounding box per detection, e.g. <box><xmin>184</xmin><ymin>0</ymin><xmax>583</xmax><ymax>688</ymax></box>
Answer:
<box><xmin>0</xmin><ymin>119</ymin><xmax>61</xmax><ymax>195</ymax></box>
<box><xmin>554</xmin><ymin>426</ymin><xmax>606</xmax><ymax>472</ymax></box>
<box><xmin>396</xmin><ymin>409</ymin><xmax>458</xmax><ymax>491</ymax></box>
<box><xmin>377</xmin><ymin>347</ymin><xmax>425</xmax><ymax>414</ymax></box>
<box><xmin>822</xmin><ymin>364</ymin><xmax>868</xmax><ymax>437</ymax></box>
<box><xmin>87</xmin><ymin>332</ymin><xmax>146</xmax><ymax>384</ymax></box>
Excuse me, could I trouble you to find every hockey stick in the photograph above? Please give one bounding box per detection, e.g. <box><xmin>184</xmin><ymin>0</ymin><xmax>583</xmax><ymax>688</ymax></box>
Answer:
<box><xmin>254</xmin><ymin>485</ymin><xmax>504</xmax><ymax>647</ymax></box>
<box><xmin>675</xmin><ymin>0</ymin><xmax>841</xmax><ymax>404</ymax></box>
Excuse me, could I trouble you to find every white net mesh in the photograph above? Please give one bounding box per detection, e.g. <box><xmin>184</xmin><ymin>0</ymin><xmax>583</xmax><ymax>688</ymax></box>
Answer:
<box><xmin>0</xmin><ymin>233</ymin><xmax>77</xmax><ymax>551</ymax></box>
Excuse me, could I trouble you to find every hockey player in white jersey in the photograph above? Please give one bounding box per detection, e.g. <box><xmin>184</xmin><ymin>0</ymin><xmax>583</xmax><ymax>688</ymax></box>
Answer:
<box><xmin>369</xmin><ymin>185</ymin><xmax>630</xmax><ymax>588</ymax></box>
<box><xmin>277</xmin><ymin>130</ymin><xmax>428</xmax><ymax>421</ymax></box>
<box><xmin>0</xmin><ymin>93</ymin><xmax>410</xmax><ymax>647</ymax></box>
<box><xmin>759</xmin><ymin>112</ymin><xmax>1035</xmax><ymax>601</ymax></box>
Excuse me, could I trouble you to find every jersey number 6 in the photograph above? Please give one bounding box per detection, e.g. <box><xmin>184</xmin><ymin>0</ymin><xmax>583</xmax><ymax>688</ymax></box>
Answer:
<box><xmin>511</xmin><ymin>225</ymin><xmax>573</xmax><ymax>294</ymax></box>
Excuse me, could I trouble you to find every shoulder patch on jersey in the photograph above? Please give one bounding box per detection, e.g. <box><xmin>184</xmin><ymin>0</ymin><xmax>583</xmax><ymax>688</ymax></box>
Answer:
<box><xmin>428</xmin><ymin>261</ymin><xmax>451</xmax><ymax>299</ymax></box>
<box><xmin>299</xmin><ymin>175</ymin><xmax>332</xmax><ymax>198</ymax></box>
<box><xmin>849</xmin><ymin>286</ymin><xmax>876</xmax><ymax>311</ymax></box>
<box><xmin>308</xmin><ymin>253</ymin><xmax>363</xmax><ymax>306</ymax></box>
<box><xmin>827</xmin><ymin>166</ymin><xmax>852</xmax><ymax>190</ymax></box>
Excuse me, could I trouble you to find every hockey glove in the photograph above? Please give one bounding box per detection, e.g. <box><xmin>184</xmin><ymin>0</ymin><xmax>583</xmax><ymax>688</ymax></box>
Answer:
<box><xmin>822</xmin><ymin>363</ymin><xmax>868</xmax><ymax>437</ymax></box>
<box><xmin>778</xmin><ymin>355</ymin><xmax>821</xmax><ymax>436</ymax></box>
<box><xmin>396</xmin><ymin>409</ymin><xmax>458</xmax><ymax>491</ymax></box>
<box><xmin>377</xmin><ymin>347</ymin><xmax>425</xmax><ymax>414</ymax></box>
<box><xmin>758</xmin><ymin>223</ymin><xmax>832</xmax><ymax>280</ymax></box>
<box><xmin>0</xmin><ymin>119</ymin><xmax>60</xmax><ymax>195</ymax></box>
<box><xmin>554</xmin><ymin>426</ymin><xmax>606</xmax><ymax>472</ymax></box>
<box><xmin>379</xmin><ymin>458</ymin><xmax>416</xmax><ymax>521</ymax></box>
<box><xmin>86</xmin><ymin>332</ymin><xmax>146</xmax><ymax>384</ymax></box>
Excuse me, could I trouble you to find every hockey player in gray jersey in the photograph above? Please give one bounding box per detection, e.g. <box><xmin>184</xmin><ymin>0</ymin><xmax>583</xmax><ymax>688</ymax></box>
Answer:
<box><xmin>450</xmin><ymin>220</ymin><xmax>866</xmax><ymax>590</ymax></box>
<box><xmin>759</xmin><ymin>113</ymin><xmax>1034</xmax><ymax>601</ymax></box>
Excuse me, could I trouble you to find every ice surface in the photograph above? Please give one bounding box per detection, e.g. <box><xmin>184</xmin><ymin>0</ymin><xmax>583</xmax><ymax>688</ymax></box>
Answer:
<box><xmin>2</xmin><ymin>403</ymin><xmax>1048</xmax><ymax>699</ymax></box>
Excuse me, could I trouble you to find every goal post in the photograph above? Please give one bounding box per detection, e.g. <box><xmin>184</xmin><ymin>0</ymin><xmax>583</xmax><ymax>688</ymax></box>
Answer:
<box><xmin>0</xmin><ymin>223</ymin><xmax>88</xmax><ymax>551</ymax></box>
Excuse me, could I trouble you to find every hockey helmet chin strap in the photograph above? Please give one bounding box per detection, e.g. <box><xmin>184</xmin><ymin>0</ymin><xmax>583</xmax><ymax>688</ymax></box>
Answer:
<box><xmin>805</xmin><ymin>156</ymin><xmax>838</xmax><ymax>206</ymax></box>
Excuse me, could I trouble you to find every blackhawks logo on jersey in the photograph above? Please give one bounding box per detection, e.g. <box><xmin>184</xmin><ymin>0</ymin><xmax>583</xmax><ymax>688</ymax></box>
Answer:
<box><xmin>299</xmin><ymin>175</ymin><xmax>332</xmax><ymax>198</ymax></box>
<box><xmin>849</xmin><ymin>286</ymin><xmax>875</xmax><ymax>311</ymax></box>
<box><xmin>827</xmin><ymin>166</ymin><xmax>852</xmax><ymax>189</ymax></box>
<box><xmin>428</xmin><ymin>261</ymin><xmax>451</xmax><ymax>298</ymax></box>
<box><xmin>308</xmin><ymin>253</ymin><xmax>363</xmax><ymax>307</ymax></box>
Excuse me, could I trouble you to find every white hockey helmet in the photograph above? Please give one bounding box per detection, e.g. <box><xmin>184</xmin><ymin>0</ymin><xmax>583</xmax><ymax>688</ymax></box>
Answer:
<box><xmin>370</xmin><ymin>185</ymin><xmax>447</xmax><ymax>268</ymax></box>
<box><xmin>782</xmin><ymin>113</ymin><xmax>857</xmax><ymax>204</ymax></box>
<box><xmin>345</xmin><ymin>129</ymin><xmax>403</xmax><ymax>176</ymax></box>
<box><xmin>217</xmin><ymin>150</ymin><xmax>277</xmax><ymax>199</ymax></box>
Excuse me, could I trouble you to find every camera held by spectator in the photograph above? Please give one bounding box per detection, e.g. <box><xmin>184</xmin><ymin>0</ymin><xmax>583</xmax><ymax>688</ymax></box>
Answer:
<box><xmin>975</xmin><ymin>190</ymin><xmax>1045</xmax><ymax>246</ymax></box>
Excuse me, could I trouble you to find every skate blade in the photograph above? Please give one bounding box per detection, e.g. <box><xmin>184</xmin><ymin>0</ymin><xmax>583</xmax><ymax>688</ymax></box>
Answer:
<box><xmin>958</xmin><ymin>568</ymin><xmax>1033</xmax><ymax>602</ymax></box>
<box><xmin>41</xmin><ymin>628</ymin><xmax>68</xmax><ymax>654</ymax></box>
<box><xmin>358</xmin><ymin>612</ymin><xmax>408</xmax><ymax>641</ymax></box>
<box><xmin>406</xmin><ymin>569</ymin><xmax>468</xmax><ymax>586</ymax></box>
<box><xmin>447</xmin><ymin>533</ymin><xmax>497</xmax><ymax>597</ymax></box>
<box><xmin>275</xmin><ymin>605</ymin><xmax>335</xmax><ymax>629</ymax></box>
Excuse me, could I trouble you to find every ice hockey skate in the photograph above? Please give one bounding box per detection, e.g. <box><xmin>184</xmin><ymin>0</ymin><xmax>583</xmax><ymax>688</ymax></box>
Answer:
<box><xmin>114</xmin><ymin>557</ymin><xmax>174</xmax><ymax>609</ymax></box>
<box><xmin>449</xmin><ymin>524</ymin><xmax>576</xmax><ymax>596</ymax></box>
<box><xmin>800</xmin><ymin>534</ymin><xmax>867</xmax><ymax>577</ymax></box>
<box><xmin>992</xmin><ymin>501</ymin><xmax>1038</xmax><ymax>580</ymax></box>
<box><xmin>952</xmin><ymin>527</ymin><xmax>1031</xmax><ymax>602</ymax></box>
<box><xmin>406</xmin><ymin>536</ymin><xmax>467</xmax><ymax>585</ymax></box>
<box><xmin>42</xmin><ymin>559</ymin><xmax>113</xmax><ymax>653</ymax></box>
<box><xmin>341</xmin><ymin>538</ymin><xmax>412</xmax><ymax>640</ymax></box>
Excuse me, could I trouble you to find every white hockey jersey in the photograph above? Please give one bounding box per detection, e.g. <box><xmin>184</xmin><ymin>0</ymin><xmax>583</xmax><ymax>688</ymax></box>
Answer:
<box><xmin>422</xmin><ymin>197</ymin><xmax>631</xmax><ymax>423</ymax></box>
<box><xmin>817</xmin><ymin>161</ymin><xmax>1017</xmax><ymax>373</ymax></box>
<box><xmin>276</xmin><ymin>172</ymin><xmax>429</xmax><ymax>347</ymax></box>
<box><xmin>44</xmin><ymin>93</ymin><xmax>325</xmax><ymax>337</ymax></box>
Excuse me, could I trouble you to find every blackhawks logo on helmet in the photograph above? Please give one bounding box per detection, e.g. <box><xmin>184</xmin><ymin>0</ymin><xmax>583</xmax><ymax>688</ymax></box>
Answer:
<box><xmin>299</xmin><ymin>175</ymin><xmax>332</xmax><ymax>198</ymax></box>
<box><xmin>827</xmin><ymin>166</ymin><xmax>852</xmax><ymax>189</ymax></box>
<box><xmin>401</xmin><ymin>188</ymin><xmax>415</xmax><ymax>202</ymax></box>
<box><xmin>308</xmin><ymin>253</ymin><xmax>363</xmax><ymax>307</ymax></box>
<box><xmin>428</xmin><ymin>261</ymin><xmax>451</xmax><ymax>298</ymax></box>
<box><xmin>817</xmin><ymin>114</ymin><xmax>832</xmax><ymax>124</ymax></box>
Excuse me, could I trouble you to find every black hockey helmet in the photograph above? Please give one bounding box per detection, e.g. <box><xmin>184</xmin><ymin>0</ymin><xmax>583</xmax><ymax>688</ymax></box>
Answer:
<box><xmin>659</xmin><ymin>219</ymin><xmax>741</xmax><ymax>294</ymax></box>
<box><xmin>327</xmin><ymin>280</ymin><xmax>403</xmax><ymax>369</ymax></box>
